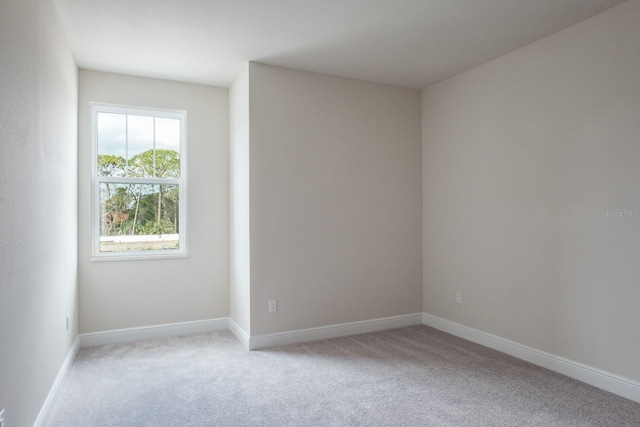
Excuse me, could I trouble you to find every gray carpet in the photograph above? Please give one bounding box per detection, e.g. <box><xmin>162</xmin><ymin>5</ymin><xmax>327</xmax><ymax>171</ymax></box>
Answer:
<box><xmin>43</xmin><ymin>325</ymin><xmax>640</xmax><ymax>426</ymax></box>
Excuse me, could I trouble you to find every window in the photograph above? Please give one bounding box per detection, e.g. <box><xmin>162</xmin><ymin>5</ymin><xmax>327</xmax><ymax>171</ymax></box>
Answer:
<box><xmin>92</xmin><ymin>104</ymin><xmax>186</xmax><ymax>260</ymax></box>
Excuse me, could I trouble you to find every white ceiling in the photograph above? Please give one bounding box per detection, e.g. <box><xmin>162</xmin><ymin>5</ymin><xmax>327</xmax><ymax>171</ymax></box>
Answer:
<box><xmin>53</xmin><ymin>0</ymin><xmax>628</xmax><ymax>89</ymax></box>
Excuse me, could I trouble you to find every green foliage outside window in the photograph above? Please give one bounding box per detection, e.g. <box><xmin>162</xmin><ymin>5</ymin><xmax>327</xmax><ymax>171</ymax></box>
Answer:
<box><xmin>99</xmin><ymin>149</ymin><xmax>180</xmax><ymax>238</ymax></box>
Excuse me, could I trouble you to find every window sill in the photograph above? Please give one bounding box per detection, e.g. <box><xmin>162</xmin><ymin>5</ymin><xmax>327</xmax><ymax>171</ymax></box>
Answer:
<box><xmin>91</xmin><ymin>251</ymin><xmax>188</xmax><ymax>262</ymax></box>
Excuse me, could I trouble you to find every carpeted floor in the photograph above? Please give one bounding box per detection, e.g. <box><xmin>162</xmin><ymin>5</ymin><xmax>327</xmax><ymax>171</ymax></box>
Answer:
<box><xmin>43</xmin><ymin>325</ymin><xmax>640</xmax><ymax>426</ymax></box>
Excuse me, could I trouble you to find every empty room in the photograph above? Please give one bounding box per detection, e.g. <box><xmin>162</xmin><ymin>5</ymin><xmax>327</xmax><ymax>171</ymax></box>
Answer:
<box><xmin>1</xmin><ymin>0</ymin><xmax>640</xmax><ymax>425</ymax></box>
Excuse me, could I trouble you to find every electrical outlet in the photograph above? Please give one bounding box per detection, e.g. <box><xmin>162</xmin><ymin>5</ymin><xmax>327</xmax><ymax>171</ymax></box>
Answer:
<box><xmin>0</xmin><ymin>408</ymin><xmax>5</xmax><ymax>427</ymax></box>
<box><xmin>66</xmin><ymin>314</ymin><xmax>70</xmax><ymax>331</ymax></box>
<box><xmin>268</xmin><ymin>299</ymin><xmax>277</xmax><ymax>313</ymax></box>
<box><xmin>456</xmin><ymin>292</ymin><xmax>462</xmax><ymax>304</ymax></box>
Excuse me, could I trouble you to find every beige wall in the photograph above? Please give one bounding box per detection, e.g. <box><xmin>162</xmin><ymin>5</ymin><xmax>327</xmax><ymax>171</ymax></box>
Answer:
<box><xmin>0</xmin><ymin>0</ymin><xmax>78</xmax><ymax>425</ymax></box>
<box><xmin>249</xmin><ymin>63</ymin><xmax>422</xmax><ymax>336</ymax></box>
<box><xmin>78</xmin><ymin>71</ymin><xmax>229</xmax><ymax>333</ymax></box>
<box><xmin>229</xmin><ymin>66</ymin><xmax>251</xmax><ymax>333</ymax></box>
<box><xmin>422</xmin><ymin>0</ymin><xmax>640</xmax><ymax>382</ymax></box>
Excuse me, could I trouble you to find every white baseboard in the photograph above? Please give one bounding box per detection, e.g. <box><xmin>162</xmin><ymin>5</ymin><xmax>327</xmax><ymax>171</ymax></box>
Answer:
<box><xmin>228</xmin><ymin>318</ymin><xmax>250</xmax><ymax>350</ymax></box>
<box><xmin>422</xmin><ymin>312</ymin><xmax>640</xmax><ymax>403</ymax></box>
<box><xmin>33</xmin><ymin>336</ymin><xmax>80</xmax><ymax>427</ymax></box>
<box><xmin>79</xmin><ymin>318</ymin><xmax>229</xmax><ymax>347</ymax></box>
<box><xmin>249</xmin><ymin>313</ymin><xmax>423</xmax><ymax>350</ymax></box>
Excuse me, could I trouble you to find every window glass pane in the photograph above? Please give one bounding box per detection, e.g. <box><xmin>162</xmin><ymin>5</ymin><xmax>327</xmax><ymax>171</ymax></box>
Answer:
<box><xmin>155</xmin><ymin>118</ymin><xmax>181</xmax><ymax>152</ymax></box>
<box><xmin>154</xmin><ymin>148</ymin><xmax>181</xmax><ymax>178</ymax></box>
<box><xmin>99</xmin><ymin>182</ymin><xmax>180</xmax><ymax>252</ymax></box>
<box><xmin>155</xmin><ymin>118</ymin><xmax>181</xmax><ymax>178</ymax></box>
<box><xmin>127</xmin><ymin>115</ymin><xmax>154</xmax><ymax>177</ymax></box>
<box><xmin>97</xmin><ymin>113</ymin><xmax>126</xmax><ymax>177</ymax></box>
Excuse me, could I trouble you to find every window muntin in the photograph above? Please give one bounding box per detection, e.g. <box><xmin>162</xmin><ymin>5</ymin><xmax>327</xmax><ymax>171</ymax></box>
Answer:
<box><xmin>92</xmin><ymin>104</ymin><xmax>186</xmax><ymax>259</ymax></box>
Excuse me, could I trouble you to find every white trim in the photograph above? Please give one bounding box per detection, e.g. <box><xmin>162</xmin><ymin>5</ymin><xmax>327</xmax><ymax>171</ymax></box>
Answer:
<box><xmin>33</xmin><ymin>336</ymin><xmax>80</xmax><ymax>427</ymax></box>
<box><xmin>79</xmin><ymin>318</ymin><xmax>228</xmax><ymax>347</ymax></box>
<box><xmin>422</xmin><ymin>312</ymin><xmax>640</xmax><ymax>403</ymax></box>
<box><xmin>249</xmin><ymin>313</ymin><xmax>423</xmax><ymax>350</ymax></box>
<box><xmin>90</xmin><ymin>250</ymin><xmax>188</xmax><ymax>262</ymax></box>
<box><xmin>228</xmin><ymin>318</ymin><xmax>251</xmax><ymax>350</ymax></box>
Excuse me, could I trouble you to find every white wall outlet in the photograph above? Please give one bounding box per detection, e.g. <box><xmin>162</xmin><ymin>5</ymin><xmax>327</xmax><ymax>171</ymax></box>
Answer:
<box><xmin>0</xmin><ymin>408</ymin><xmax>5</xmax><ymax>427</ymax></box>
<box><xmin>268</xmin><ymin>299</ymin><xmax>277</xmax><ymax>313</ymax></box>
<box><xmin>66</xmin><ymin>314</ymin><xmax>70</xmax><ymax>331</ymax></box>
<box><xmin>456</xmin><ymin>292</ymin><xmax>462</xmax><ymax>304</ymax></box>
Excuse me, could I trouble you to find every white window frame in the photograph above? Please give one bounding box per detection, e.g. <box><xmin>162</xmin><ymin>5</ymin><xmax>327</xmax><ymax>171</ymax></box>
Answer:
<box><xmin>91</xmin><ymin>103</ymin><xmax>187</xmax><ymax>261</ymax></box>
